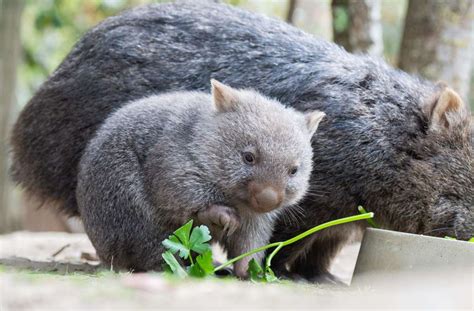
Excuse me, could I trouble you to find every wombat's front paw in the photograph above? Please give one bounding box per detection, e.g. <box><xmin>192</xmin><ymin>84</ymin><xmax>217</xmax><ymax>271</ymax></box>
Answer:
<box><xmin>197</xmin><ymin>204</ymin><xmax>240</xmax><ymax>238</ymax></box>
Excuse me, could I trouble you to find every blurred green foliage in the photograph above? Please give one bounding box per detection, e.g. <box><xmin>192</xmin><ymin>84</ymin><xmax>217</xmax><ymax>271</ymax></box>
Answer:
<box><xmin>19</xmin><ymin>0</ymin><xmax>171</xmax><ymax>105</ymax></box>
<box><xmin>380</xmin><ymin>0</ymin><xmax>407</xmax><ymax>65</ymax></box>
<box><xmin>17</xmin><ymin>0</ymin><xmax>282</xmax><ymax>106</ymax></box>
<box><xmin>332</xmin><ymin>6</ymin><xmax>349</xmax><ymax>34</ymax></box>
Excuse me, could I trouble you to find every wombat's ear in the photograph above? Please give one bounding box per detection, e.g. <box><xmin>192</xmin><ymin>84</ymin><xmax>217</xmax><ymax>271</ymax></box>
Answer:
<box><xmin>211</xmin><ymin>79</ymin><xmax>239</xmax><ymax>113</ymax></box>
<box><xmin>425</xmin><ymin>86</ymin><xmax>467</xmax><ymax>130</ymax></box>
<box><xmin>305</xmin><ymin>111</ymin><xmax>326</xmax><ymax>137</ymax></box>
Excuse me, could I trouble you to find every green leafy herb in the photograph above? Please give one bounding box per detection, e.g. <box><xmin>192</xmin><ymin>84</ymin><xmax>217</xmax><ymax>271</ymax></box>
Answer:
<box><xmin>162</xmin><ymin>213</ymin><xmax>375</xmax><ymax>282</ymax></box>
<box><xmin>162</xmin><ymin>251</ymin><xmax>187</xmax><ymax>278</ymax></box>
<box><xmin>189</xmin><ymin>225</ymin><xmax>212</xmax><ymax>254</ymax></box>
<box><xmin>162</xmin><ymin>220</ymin><xmax>212</xmax><ymax>258</ymax></box>
<box><xmin>248</xmin><ymin>258</ymin><xmax>264</xmax><ymax>281</ymax></box>
<box><xmin>162</xmin><ymin>235</ymin><xmax>190</xmax><ymax>259</ymax></box>
<box><xmin>248</xmin><ymin>259</ymin><xmax>277</xmax><ymax>283</ymax></box>
<box><xmin>188</xmin><ymin>249</ymin><xmax>214</xmax><ymax>278</ymax></box>
<box><xmin>162</xmin><ymin>220</ymin><xmax>214</xmax><ymax>278</ymax></box>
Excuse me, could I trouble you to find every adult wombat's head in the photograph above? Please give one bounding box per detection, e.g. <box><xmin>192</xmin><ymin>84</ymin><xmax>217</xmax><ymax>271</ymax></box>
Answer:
<box><xmin>205</xmin><ymin>80</ymin><xmax>325</xmax><ymax>214</ymax></box>
<box><xmin>418</xmin><ymin>87</ymin><xmax>473</xmax><ymax>240</ymax></box>
<box><xmin>375</xmin><ymin>85</ymin><xmax>473</xmax><ymax>240</ymax></box>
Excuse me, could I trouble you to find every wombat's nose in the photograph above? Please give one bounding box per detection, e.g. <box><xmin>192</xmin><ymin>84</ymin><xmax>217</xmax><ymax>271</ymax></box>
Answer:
<box><xmin>249</xmin><ymin>182</ymin><xmax>283</xmax><ymax>213</ymax></box>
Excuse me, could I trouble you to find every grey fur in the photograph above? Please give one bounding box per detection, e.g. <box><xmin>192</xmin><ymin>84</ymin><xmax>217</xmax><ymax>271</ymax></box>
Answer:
<box><xmin>76</xmin><ymin>86</ymin><xmax>319</xmax><ymax>275</ymax></box>
<box><xmin>10</xmin><ymin>2</ymin><xmax>473</xmax><ymax>280</ymax></box>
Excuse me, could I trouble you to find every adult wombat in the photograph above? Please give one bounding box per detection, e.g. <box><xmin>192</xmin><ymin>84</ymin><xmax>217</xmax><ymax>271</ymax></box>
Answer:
<box><xmin>10</xmin><ymin>2</ymin><xmax>473</xmax><ymax>281</ymax></box>
<box><xmin>77</xmin><ymin>80</ymin><xmax>324</xmax><ymax>276</ymax></box>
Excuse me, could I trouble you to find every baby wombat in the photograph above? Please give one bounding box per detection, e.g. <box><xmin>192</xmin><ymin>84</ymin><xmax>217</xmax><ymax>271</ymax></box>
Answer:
<box><xmin>76</xmin><ymin>80</ymin><xmax>325</xmax><ymax>276</ymax></box>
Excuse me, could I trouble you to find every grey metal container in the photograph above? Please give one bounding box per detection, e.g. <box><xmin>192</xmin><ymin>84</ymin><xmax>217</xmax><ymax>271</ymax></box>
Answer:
<box><xmin>352</xmin><ymin>228</ymin><xmax>474</xmax><ymax>284</ymax></box>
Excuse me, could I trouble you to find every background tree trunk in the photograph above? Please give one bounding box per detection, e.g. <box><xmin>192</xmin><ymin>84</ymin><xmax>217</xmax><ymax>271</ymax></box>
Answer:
<box><xmin>286</xmin><ymin>0</ymin><xmax>298</xmax><ymax>24</ymax></box>
<box><xmin>331</xmin><ymin>0</ymin><xmax>383</xmax><ymax>57</ymax></box>
<box><xmin>399</xmin><ymin>0</ymin><xmax>473</xmax><ymax>103</ymax></box>
<box><xmin>0</xmin><ymin>0</ymin><xmax>24</xmax><ymax>233</ymax></box>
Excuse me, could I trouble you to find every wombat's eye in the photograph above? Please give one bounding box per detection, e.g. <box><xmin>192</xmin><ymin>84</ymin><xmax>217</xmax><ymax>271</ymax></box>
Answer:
<box><xmin>289</xmin><ymin>166</ymin><xmax>298</xmax><ymax>176</ymax></box>
<box><xmin>242</xmin><ymin>152</ymin><xmax>256</xmax><ymax>165</ymax></box>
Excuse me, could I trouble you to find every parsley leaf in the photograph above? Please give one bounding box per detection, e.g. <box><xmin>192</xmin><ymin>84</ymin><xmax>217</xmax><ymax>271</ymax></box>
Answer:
<box><xmin>162</xmin><ymin>220</ymin><xmax>215</xmax><ymax>278</ymax></box>
<box><xmin>162</xmin><ymin>220</ymin><xmax>196</xmax><ymax>259</ymax></box>
<box><xmin>162</xmin><ymin>250</ymin><xmax>187</xmax><ymax>278</ymax></box>
<box><xmin>264</xmin><ymin>266</ymin><xmax>278</xmax><ymax>282</ymax></box>
<box><xmin>189</xmin><ymin>225</ymin><xmax>212</xmax><ymax>254</ymax></box>
<box><xmin>248</xmin><ymin>258</ymin><xmax>265</xmax><ymax>282</ymax></box>
<box><xmin>248</xmin><ymin>258</ymin><xmax>278</xmax><ymax>283</ymax></box>
<box><xmin>162</xmin><ymin>234</ymin><xmax>190</xmax><ymax>259</ymax></box>
<box><xmin>188</xmin><ymin>249</ymin><xmax>214</xmax><ymax>278</ymax></box>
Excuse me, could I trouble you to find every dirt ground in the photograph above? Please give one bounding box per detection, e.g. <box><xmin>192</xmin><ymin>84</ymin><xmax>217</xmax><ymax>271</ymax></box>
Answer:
<box><xmin>0</xmin><ymin>231</ymin><xmax>360</xmax><ymax>279</ymax></box>
<box><xmin>0</xmin><ymin>231</ymin><xmax>472</xmax><ymax>310</ymax></box>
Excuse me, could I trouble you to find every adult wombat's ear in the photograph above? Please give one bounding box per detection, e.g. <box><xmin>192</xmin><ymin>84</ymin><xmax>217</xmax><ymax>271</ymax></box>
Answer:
<box><xmin>211</xmin><ymin>79</ymin><xmax>239</xmax><ymax>113</ymax></box>
<box><xmin>425</xmin><ymin>85</ymin><xmax>467</xmax><ymax>130</ymax></box>
<box><xmin>305</xmin><ymin>111</ymin><xmax>326</xmax><ymax>137</ymax></box>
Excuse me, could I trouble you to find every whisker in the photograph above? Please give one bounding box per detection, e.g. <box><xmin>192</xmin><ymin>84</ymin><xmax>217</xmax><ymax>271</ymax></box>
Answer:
<box><xmin>289</xmin><ymin>204</ymin><xmax>305</xmax><ymax>218</ymax></box>
<box><xmin>282</xmin><ymin>204</ymin><xmax>304</xmax><ymax>227</ymax></box>
<box><xmin>303</xmin><ymin>192</ymin><xmax>327</xmax><ymax>199</ymax></box>
<box><xmin>285</xmin><ymin>209</ymin><xmax>300</xmax><ymax>226</ymax></box>
<box><xmin>423</xmin><ymin>226</ymin><xmax>454</xmax><ymax>235</ymax></box>
<box><xmin>305</xmin><ymin>187</ymin><xmax>331</xmax><ymax>195</ymax></box>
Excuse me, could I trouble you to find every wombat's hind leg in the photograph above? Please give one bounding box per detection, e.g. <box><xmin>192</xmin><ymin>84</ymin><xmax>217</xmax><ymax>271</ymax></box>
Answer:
<box><xmin>290</xmin><ymin>233</ymin><xmax>349</xmax><ymax>284</ymax></box>
<box><xmin>270</xmin><ymin>231</ymin><xmax>350</xmax><ymax>284</ymax></box>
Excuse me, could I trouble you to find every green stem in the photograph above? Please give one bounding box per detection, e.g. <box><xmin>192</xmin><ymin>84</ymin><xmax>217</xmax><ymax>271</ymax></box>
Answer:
<box><xmin>214</xmin><ymin>242</ymin><xmax>280</xmax><ymax>271</ymax></box>
<box><xmin>279</xmin><ymin>213</ymin><xmax>374</xmax><ymax>246</ymax></box>
<box><xmin>214</xmin><ymin>212</ymin><xmax>374</xmax><ymax>272</ymax></box>
<box><xmin>358</xmin><ymin>206</ymin><xmax>378</xmax><ymax>228</ymax></box>
<box><xmin>265</xmin><ymin>242</ymin><xmax>283</xmax><ymax>268</ymax></box>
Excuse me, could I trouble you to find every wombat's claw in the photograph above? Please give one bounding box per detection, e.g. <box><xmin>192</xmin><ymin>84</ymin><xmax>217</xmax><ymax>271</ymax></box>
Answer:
<box><xmin>226</xmin><ymin>224</ymin><xmax>237</xmax><ymax>236</ymax></box>
<box><xmin>197</xmin><ymin>204</ymin><xmax>240</xmax><ymax>238</ymax></box>
<box><xmin>223</xmin><ymin>222</ymin><xmax>231</xmax><ymax>236</ymax></box>
<box><xmin>221</xmin><ymin>212</ymin><xmax>239</xmax><ymax>236</ymax></box>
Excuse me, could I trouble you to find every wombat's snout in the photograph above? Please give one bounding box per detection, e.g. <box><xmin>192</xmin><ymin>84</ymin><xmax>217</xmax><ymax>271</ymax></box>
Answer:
<box><xmin>453</xmin><ymin>211</ymin><xmax>474</xmax><ymax>241</ymax></box>
<box><xmin>248</xmin><ymin>181</ymin><xmax>283</xmax><ymax>213</ymax></box>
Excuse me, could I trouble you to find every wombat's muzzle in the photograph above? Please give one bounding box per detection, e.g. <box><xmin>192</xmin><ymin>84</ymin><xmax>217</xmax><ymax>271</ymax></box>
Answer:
<box><xmin>248</xmin><ymin>181</ymin><xmax>284</xmax><ymax>213</ymax></box>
